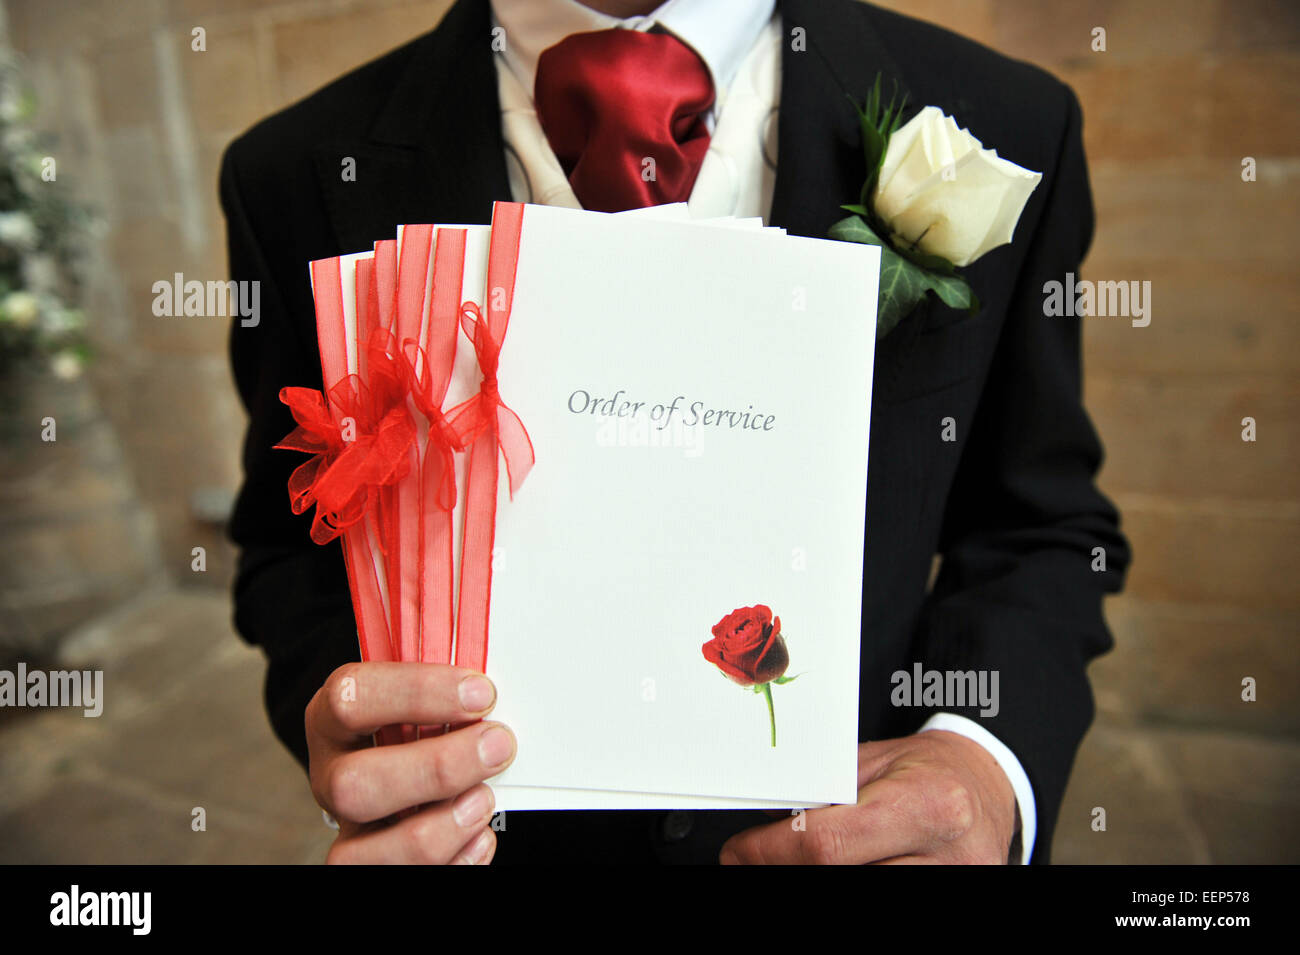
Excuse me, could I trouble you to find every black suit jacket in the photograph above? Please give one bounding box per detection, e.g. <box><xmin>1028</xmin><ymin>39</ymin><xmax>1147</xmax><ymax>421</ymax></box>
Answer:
<box><xmin>223</xmin><ymin>0</ymin><xmax>1129</xmax><ymax>864</ymax></box>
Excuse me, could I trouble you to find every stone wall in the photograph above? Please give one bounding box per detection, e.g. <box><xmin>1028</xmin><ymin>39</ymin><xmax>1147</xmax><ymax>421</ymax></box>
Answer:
<box><xmin>869</xmin><ymin>0</ymin><xmax>1299</xmax><ymax>860</ymax></box>
<box><xmin>4</xmin><ymin>0</ymin><xmax>457</xmax><ymax>590</ymax></box>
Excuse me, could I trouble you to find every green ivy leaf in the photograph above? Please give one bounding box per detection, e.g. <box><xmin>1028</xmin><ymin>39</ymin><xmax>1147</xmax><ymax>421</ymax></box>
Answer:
<box><xmin>828</xmin><ymin>215</ymin><xmax>978</xmax><ymax>339</ymax></box>
<box><xmin>891</xmin><ymin>239</ymin><xmax>959</xmax><ymax>276</ymax></box>
<box><xmin>926</xmin><ymin>272</ymin><xmax>978</xmax><ymax>313</ymax></box>
<box><xmin>833</xmin><ymin>72</ymin><xmax>984</xmax><ymax>338</ymax></box>
<box><xmin>827</xmin><ymin>213</ymin><xmax>880</xmax><ymax>247</ymax></box>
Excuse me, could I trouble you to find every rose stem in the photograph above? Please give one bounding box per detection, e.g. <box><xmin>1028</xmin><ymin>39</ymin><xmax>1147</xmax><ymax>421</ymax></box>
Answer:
<box><xmin>761</xmin><ymin>682</ymin><xmax>776</xmax><ymax>748</ymax></box>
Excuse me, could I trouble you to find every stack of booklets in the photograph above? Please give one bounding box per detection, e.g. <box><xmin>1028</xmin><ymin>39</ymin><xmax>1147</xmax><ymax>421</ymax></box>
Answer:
<box><xmin>278</xmin><ymin>201</ymin><xmax>880</xmax><ymax>810</ymax></box>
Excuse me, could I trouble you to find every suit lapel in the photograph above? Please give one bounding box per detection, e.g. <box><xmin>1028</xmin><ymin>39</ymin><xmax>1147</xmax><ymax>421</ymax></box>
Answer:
<box><xmin>316</xmin><ymin>0</ymin><xmax>908</xmax><ymax>250</ymax></box>
<box><xmin>311</xmin><ymin>0</ymin><xmax>931</xmax><ymax>369</ymax></box>
<box><xmin>771</xmin><ymin>0</ymin><xmax>914</xmax><ymax>239</ymax></box>
<box><xmin>312</xmin><ymin>0</ymin><xmax>510</xmax><ymax>254</ymax></box>
<box><xmin>771</xmin><ymin>0</ymin><xmax>929</xmax><ymax>391</ymax></box>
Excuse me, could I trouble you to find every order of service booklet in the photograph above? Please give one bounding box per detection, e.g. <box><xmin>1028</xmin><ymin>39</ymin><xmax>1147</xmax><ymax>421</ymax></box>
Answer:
<box><xmin>292</xmin><ymin>202</ymin><xmax>879</xmax><ymax>810</ymax></box>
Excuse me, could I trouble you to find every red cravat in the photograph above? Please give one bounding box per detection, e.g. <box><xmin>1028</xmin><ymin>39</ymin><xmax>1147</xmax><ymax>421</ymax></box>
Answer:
<box><xmin>534</xmin><ymin>29</ymin><xmax>715</xmax><ymax>213</ymax></box>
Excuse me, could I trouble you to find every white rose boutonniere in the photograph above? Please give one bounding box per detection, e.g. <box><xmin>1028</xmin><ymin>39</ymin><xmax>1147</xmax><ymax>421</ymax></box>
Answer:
<box><xmin>831</xmin><ymin>77</ymin><xmax>1043</xmax><ymax>338</ymax></box>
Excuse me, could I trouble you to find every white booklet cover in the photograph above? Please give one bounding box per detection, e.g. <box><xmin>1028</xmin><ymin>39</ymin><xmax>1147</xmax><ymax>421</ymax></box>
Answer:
<box><xmin>423</xmin><ymin>204</ymin><xmax>881</xmax><ymax>810</ymax></box>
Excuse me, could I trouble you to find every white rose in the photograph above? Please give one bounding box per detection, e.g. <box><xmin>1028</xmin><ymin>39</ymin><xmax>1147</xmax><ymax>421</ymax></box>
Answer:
<box><xmin>1</xmin><ymin>290</ymin><xmax>40</xmax><ymax>329</ymax></box>
<box><xmin>873</xmin><ymin>106</ymin><xmax>1042</xmax><ymax>267</ymax></box>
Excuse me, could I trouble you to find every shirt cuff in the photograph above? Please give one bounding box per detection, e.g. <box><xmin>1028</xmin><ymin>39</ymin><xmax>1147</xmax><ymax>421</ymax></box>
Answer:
<box><xmin>918</xmin><ymin>712</ymin><xmax>1036</xmax><ymax>865</ymax></box>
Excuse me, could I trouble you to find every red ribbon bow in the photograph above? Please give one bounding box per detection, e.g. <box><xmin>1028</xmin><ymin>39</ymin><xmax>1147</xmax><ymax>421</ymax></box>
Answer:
<box><xmin>445</xmin><ymin>202</ymin><xmax>535</xmax><ymax>674</ymax></box>
<box><xmin>275</xmin><ymin>329</ymin><xmax>418</xmax><ymax>545</ymax></box>
<box><xmin>402</xmin><ymin>339</ymin><xmax>464</xmax><ymax>511</ymax></box>
<box><xmin>446</xmin><ymin>301</ymin><xmax>535</xmax><ymax>495</ymax></box>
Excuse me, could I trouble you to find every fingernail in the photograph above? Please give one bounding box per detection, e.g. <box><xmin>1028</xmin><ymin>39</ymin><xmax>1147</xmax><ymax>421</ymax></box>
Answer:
<box><xmin>454</xmin><ymin>829</ymin><xmax>494</xmax><ymax>865</ymax></box>
<box><xmin>477</xmin><ymin>725</ymin><xmax>514</xmax><ymax>768</ymax></box>
<box><xmin>458</xmin><ymin>675</ymin><xmax>495</xmax><ymax>711</ymax></box>
<box><xmin>452</xmin><ymin>786</ymin><xmax>493</xmax><ymax>828</ymax></box>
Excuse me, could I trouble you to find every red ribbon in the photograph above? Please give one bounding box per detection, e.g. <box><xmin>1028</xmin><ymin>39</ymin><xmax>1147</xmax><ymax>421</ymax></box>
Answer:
<box><xmin>275</xmin><ymin>328</ymin><xmax>418</xmax><ymax>546</ymax></box>
<box><xmin>279</xmin><ymin>208</ymin><xmax>533</xmax><ymax>686</ymax></box>
<box><xmin>447</xmin><ymin>202</ymin><xmax>535</xmax><ymax>673</ymax></box>
<box><xmin>405</xmin><ymin>228</ymin><xmax>470</xmax><ymax>670</ymax></box>
<box><xmin>359</xmin><ymin>247</ymin><xmax>398</xmax><ymax>668</ymax></box>
<box><xmin>381</xmin><ymin>226</ymin><xmax>433</xmax><ymax>669</ymax></box>
<box><xmin>301</xmin><ymin>256</ymin><xmax>393</xmax><ymax>671</ymax></box>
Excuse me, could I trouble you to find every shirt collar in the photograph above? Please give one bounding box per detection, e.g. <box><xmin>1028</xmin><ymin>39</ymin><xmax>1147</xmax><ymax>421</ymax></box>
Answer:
<box><xmin>491</xmin><ymin>0</ymin><xmax>775</xmax><ymax>100</ymax></box>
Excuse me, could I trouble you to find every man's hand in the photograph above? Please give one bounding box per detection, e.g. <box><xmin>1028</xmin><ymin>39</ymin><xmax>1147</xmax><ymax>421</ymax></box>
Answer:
<box><xmin>720</xmin><ymin>730</ymin><xmax>1017</xmax><ymax>864</ymax></box>
<box><xmin>306</xmin><ymin>662</ymin><xmax>517</xmax><ymax>864</ymax></box>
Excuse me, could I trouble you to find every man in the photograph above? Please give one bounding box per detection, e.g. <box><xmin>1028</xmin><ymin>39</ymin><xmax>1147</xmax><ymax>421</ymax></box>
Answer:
<box><xmin>223</xmin><ymin>0</ymin><xmax>1129</xmax><ymax>864</ymax></box>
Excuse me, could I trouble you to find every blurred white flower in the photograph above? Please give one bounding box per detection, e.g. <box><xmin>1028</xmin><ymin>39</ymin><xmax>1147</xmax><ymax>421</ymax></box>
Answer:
<box><xmin>0</xmin><ymin>210</ymin><xmax>38</xmax><ymax>250</ymax></box>
<box><xmin>49</xmin><ymin>350</ymin><xmax>82</xmax><ymax>380</ymax></box>
<box><xmin>1</xmin><ymin>290</ymin><xmax>40</xmax><ymax>329</ymax></box>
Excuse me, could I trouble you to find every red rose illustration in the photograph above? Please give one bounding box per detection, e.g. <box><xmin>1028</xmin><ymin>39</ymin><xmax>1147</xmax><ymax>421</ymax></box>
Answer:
<box><xmin>702</xmin><ymin>604</ymin><xmax>796</xmax><ymax>747</ymax></box>
<box><xmin>703</xmin><ymin>605</ymin><xmax>789</xmax><ymax>686</ymax></box>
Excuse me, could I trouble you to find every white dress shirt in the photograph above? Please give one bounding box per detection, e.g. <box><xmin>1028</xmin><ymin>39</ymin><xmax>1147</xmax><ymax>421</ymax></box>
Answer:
<box><xmin>493</xmin><ymin>0</ymin><xmax>779</xmax><ymax>217</ymax></box>
<box><xmin>489</xmin><ymin>0</ymin><xmax>1037</xmax><ymax>864</ymax></box>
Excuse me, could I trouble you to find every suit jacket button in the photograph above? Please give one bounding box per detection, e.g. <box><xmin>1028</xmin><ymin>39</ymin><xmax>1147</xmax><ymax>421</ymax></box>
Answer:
<box><xmin>660</xmin><ymin>810</ymin><xmax>693</xmax><ymax>843</ymax></box>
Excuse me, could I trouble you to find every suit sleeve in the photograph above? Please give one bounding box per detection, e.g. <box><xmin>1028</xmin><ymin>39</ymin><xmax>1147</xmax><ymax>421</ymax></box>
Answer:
<box><xmin>908</xmin><ymin>86</ymin><xmax>1130</xmax><ymax>862</ymax></box>
<box><xmin>221</xmin><ymin>142</ymin><xmax>360</xmax><ymax>771</ymax></box>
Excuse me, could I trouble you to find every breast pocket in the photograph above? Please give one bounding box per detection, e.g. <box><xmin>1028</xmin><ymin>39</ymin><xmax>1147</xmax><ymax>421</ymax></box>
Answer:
<box><xmin>874</xmin><ymin>298</ymin><xmax>992</xmax><ymax>405</ymax></box>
